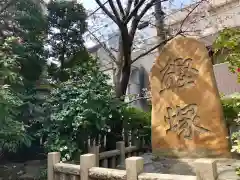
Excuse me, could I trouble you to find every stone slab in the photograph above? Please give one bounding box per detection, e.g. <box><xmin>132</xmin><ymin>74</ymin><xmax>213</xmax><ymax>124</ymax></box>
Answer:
<box><xmin>149</xmin><ymin>36</ymin><xmax>230</xmax><ymax>158</ymax></box>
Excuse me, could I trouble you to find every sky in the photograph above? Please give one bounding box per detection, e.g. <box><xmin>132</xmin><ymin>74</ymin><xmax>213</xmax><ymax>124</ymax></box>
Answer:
<box><xmin>81</xmin><ymin>0</ymin><xmax>97</xmax><ymax>10</ymax></box>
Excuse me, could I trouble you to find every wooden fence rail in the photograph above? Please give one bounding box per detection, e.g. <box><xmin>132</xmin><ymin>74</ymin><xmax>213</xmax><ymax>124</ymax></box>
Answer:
<box><xmin>48</xmin><ymin>152</ymin><xmax>218</xmax><ymax>180</ymax></box>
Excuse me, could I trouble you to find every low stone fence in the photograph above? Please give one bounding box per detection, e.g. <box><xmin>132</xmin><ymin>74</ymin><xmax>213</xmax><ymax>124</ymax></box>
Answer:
<box><xmin>48</xmin><ymin>152</ymin><xmax>218</xmax><ymax>180</ymax></box>
<box><xmin>88</xmin><ymin>141</ymin><xmax>149</xmax><ymax>168</ymax></box>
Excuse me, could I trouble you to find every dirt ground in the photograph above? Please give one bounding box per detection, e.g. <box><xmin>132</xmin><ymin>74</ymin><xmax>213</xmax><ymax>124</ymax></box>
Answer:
<box><xmin>0</xmin><ymin>160</ymin><xmax>46</xmax><ymax>180</ymax></box>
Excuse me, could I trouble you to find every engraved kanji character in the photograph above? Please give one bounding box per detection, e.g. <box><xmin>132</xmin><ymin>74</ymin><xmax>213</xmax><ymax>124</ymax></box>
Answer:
<box><xmin>165</xmin><ymin>104</ymin><xmax>210</xmax><ymax>140</ymax></box>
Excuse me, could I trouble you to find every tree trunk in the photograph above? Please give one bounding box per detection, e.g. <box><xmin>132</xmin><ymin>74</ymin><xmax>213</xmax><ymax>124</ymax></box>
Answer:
<box><xmin>114</xmin><ymin>32</ymin><xmax>132</xmax><ymax>99</ymax></box>
<box><xmin>154</xmin><ymin>0</ymin><xmax>166</xmax><ymax>52</ymax></box>
<box><xmin>106</xmin><ymin>34</ymin><xmax>132</xmax><ymax>150</ymax></box>
<box><xmin>114</xmin><ymin>64</ymin><xmax>131</xmax><ymax>99</ymax></box>
<box><xmin>106</xmin><ymin>58</ymin><xmax>131</xmax><ymax>150</ymax></box>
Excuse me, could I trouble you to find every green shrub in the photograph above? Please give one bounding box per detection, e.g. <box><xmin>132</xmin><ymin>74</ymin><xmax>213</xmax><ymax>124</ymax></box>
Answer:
<box><xmin>221</xmin><ymin>94</ymin><xmax>240</xmax><ymax>176</ymax></box>
<box><xmin>222</xmin><ymin>94</ymin><xmax>240</xmax><ymax>126</ymax></box>
<box><xmin>38</xmin><ymin>58</ymin><xmax>126</xmax><ymax>162</ymax></box>
<box><xmin>37</xmin><ymin>66</ymin><xmax>152</xmax><ymax>161</ymax></box>
<box><xmin>0</xmin><ymin>86</ymin><xmax>31</xmax><ymax>154</ymax></box>
<box><xmin>122</xmin><ymin>107</ymin><xmax>151</xmax><ymax>146</ymax></box>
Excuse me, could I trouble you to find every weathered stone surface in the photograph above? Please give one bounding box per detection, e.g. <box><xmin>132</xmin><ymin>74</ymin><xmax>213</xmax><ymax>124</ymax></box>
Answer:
<box><xmin>141</xmin><ymin>153</ymin><xmax>240</xmax><ymax>180</ymax></box>
<box><xmin>150</xmin><ymin>36</ymin><xmax>230</xmax><ymax>158</ymax></box>
<box><xmin>89</xmin><ymin>167</ymin><xmax>126</xmax><ymax>180</ymax></box>
<box><xmin>54</xmin><ymin>163</ymin><xmax>80</xmax><ymax>175</ymax></box>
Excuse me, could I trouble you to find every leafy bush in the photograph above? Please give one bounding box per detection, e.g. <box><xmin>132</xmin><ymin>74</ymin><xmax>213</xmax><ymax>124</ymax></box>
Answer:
<box><xmin>221</xmin><ymin>94</ymin><xmax>240</xmax><ymax>176</ymax></box>
<box><xmin>35</xmin><ymin>52</ymin><xmax>153</xmax><ymax>161</ymax></box>
<box><xmin>0</xmin><ymin>86</ymin><xmax>31</xmax><ymax>154</ymax></box>
<box><xmin>122</xmin><ymin>107</ymin><xmax>151</xmax><ymax>146</ymax></box>
<box><xmin>222</xmin><ymin>94</ymin><xmax>240</xmax><ymax>126</ymax></box>
<box><xmin>38</xmin><ymin>58</ymin><xmax>125</xmax><ymax>162</ymax></box>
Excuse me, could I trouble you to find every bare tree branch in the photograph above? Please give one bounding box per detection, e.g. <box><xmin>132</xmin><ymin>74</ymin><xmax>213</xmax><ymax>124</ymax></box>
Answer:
<box><xmin>116</xmin><ymin>0</ymin><xmax>125</xmax><ymax>18</ymax></box>
<box><xmin>138</xmin><ymin>0</ymin><xmax>167</xmax><ymax>21</ymax></box>
<box><xmin>87</xmin><ymin>29</ymin><xmax>117</xmax><ymax>63</ymax></box>
<box><xmin>128</xmin><ymin>0</ymin><xmax>160</xmax><ymax>41</ymax></box>
<box><xmin>131</xmin><ymin>0</ymin><xmax>205</xmax><ymax>63</ymax></box>
<box><xmin>125</xmin><ymin>0</ymin><xmax>133</xmax><ymax>16</ymax></box>
<box><xmin>179</xmin><ymin>0</ymin><xmax>205</xmax><ymax>30</ymax></box>
<box><xmin>129</xmin><ymin>18</ymin><xmax>139</xmax><ymax>40</ymax></box>
<box><xmin>131</xmin><ymin>33</ymin><xmax>180</xmax><ymax>63</ymax></box>
<box><xmin>129</xmin><ymin>0</ymin><xmax>167</xmax><ymax>39</ymax></box>
<box><xmin>94</xmin><ymin>0</ymin><xmax>119</xmax><ymax>24</ymax></box>
<box><xmin>87</xmin><ymin>0</ymin><xmax>108</xmax><ymax>18</ymax></box>
<box><xmin>108</xmin><ymin>0</ymin><xmax>121</xmax><ymax>23</ymax></box>
<box><xmin>134</xmin><ymin>0</ymin><xmax>139</xmax><ymax>6</ymax></box>
<box><xmin>124</xmin><ymin>0</ymin><xmax>146</xmax><ymax>24</ymax></box>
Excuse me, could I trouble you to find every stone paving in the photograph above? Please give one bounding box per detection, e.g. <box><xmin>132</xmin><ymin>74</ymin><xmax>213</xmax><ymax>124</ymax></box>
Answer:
<box><xmin>141</xmin><ymin>153</ymin><xmax>240</xmax><ymax>180</ymax></box>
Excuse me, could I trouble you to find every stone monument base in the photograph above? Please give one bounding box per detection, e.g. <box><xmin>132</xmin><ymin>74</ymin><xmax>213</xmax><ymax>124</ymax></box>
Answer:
<box><xmin>142</xmin><ymin>153</ymin><xmax>240</xmax><ymax>180</ymax></box>
<box><xmin>153</xmin><ymin>148</ymin><xmax>231</xmax><ymax>158</ymax></box>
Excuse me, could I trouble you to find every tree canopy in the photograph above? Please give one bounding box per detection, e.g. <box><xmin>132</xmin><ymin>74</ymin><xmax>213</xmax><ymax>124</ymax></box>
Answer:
<box><xmin>47</xmin><ymin>0</ymin><xmax>88</xmax><ymax>82</ymax></box>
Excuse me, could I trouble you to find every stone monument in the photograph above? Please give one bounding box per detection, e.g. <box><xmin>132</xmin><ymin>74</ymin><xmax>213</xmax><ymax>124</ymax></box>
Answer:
<box><xmin>150</xmin><ymin>36</ymin><xmax>230</xmax><ymax>158</ymax></box>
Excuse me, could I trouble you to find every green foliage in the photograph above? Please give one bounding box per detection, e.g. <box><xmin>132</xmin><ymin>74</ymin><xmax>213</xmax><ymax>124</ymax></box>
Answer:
<box><xmin>122</xmin><ymin>107</ymin><xmax>151</xmax><ymax>145</ymax></box>
<box><xmin>213</xmin><ymin>28</ymin><xmax>240</xmax><ymax>81</ymax></box>
<box><xmin>1</xmin><ymin>0</ymin><xmax>47</xmax><ymax>158</ymax></box>
<box><xmin>221</xmin><ymin>94</ymin><xmax>240</xmax><ymax>126</ymax></box>
<box><xmin>0</xmin><ymin>37</ymin><xmax>31</xmax><ymax>155</ymax></box>
<box><xmin>221</xmin><ymin>94</ymin><xmax>240</xmax><ymax>176</ymax></box>
<box><xmin>38</xmin><ymin>167</ymin><xmax>47</xmax><ymax>180</ymax></box>
<box><xmin>37</xmin><ymin>52</ymin><xmax>152</xmax><ymax>161</ymax></box>
<box><xmin>0</xmin><ymin>1</ymin><xmax>48</xmax><ymax>154</ymax></box>
<box><xmin>38</xmin><ymin>57</ymin><xmax>122</xmax><ymax>161</ymax></box>
<box><xmin>47</xmin><ymin>0</ymin><xmax>88</xmax><ymax>81</ymax></box>
<box><xmin>0</xmin><ymin>0</ymin><xmax>152</xmax><ymax>164</ymax></box>
<box><xmin>1</xmin><ymin>0</ymin><xmax>47</xmax><ymax>82</ymax></box>
<box><xmin>0</xmin><ymin>37</ymin><xmax>22</xmax><ymax>85</ymax></box>
<box><xmin>0</xmin><ymin>0</ymin><xmax>94</xmax><ymax>161</ymax></box>
<box><xmin>0</xmin><ymin>86</ymin><xmax>31</xmax><ymax>153</ymax></box>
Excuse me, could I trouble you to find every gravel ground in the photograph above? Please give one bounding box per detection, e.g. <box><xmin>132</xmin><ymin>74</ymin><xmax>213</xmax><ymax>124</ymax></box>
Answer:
<box><xmin>141</xmin><ymin>153</ymin><xmax>240</xmax><ymax>180</ymax></box>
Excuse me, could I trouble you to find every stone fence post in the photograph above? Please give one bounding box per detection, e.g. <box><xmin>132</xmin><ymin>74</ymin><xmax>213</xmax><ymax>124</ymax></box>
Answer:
<box><xmin>48</xmin><ymin>152</ymin><xmax>60</xmax><ymax>180</ymax></box>
<box><xmin>116</xmin><ymin>141</ymin><xmax>125</xmax><ymax>169</ymax></box>
<box><xmin>126</xmin><ymin>157</ymin><xmax>144</xmax><ymax>180</ymax></box>
<box><xmin>194</xmin><ymin>159</ymin><xmax>217</xmax><ymax>180</ymax></box>
<box><xmin>80</xmin><ymin>154</ymin><xmax>96</xmax><ymax>180</ymax></box>
<box><xmin>88</xmin><ymin>145</ymin><xmax>100</xmax><ymax>166</ymax></box>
